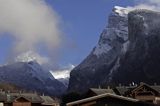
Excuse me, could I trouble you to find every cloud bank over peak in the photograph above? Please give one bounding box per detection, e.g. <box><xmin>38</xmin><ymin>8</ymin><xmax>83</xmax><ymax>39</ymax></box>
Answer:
<box><xmin>0</xmin><ymin>0</ymin><xmax>61</xmax><ymax>54</ymax></box>
<box><xmin>132</xmin><ymin>0</ymin><xmax>160</xmax><ymax>11</ymax></box>
<box><xmin>15</xmin><ymin>51</ymin><xmax>49</xmax><ymax>65</ymax></box>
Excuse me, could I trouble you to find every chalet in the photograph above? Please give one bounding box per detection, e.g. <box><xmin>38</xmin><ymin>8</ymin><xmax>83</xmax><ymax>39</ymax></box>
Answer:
<box><xmin>113</xmin><ymin>85</ymin><xmax>135</xmax><ymax>96</ymax></box>
<box><xmin>113</xmin><ymin>82</ymin><xmax>160</xmax><ymax>105</ymax></box>
<box><xmin>12</xmin><ymin>96</ymin><xmax>37</xmax><ymax>106</ymax></box>
<box><xmin>0</xmin><ymin>92</ymin><xmax>58</xmax><ymax>106</ymax></box>
<box><xmin>78</xmin><ymin>82</ymin><xmax>160</xmax><ymax>105</ymax></box>
<box><xmin>113</xmin><ymin>83</ymin><xmax>140</xmax><ymax>96</ymax></box>
<box><xmin>5</xmin><ymin>93</ymin><xmax>43</xmax><ymax>106</ymax></box>
<box><xmin>114</xmin><ymin>83</ymin><xmax>160</xmax><ymax>97</ymax></box>
<box><xmin>85</xmin><ymin>87</ymin><xmax>115</xmax><ymax>97</ymax></box>
<box><xmin>66</xmin><ymin>93</ymin><xmax>154</xmax><ymax>106</ymax></box>
<box><xmin>127</xmin><ymin>83</ymin><xmax>160</xmax><ymax>102</ymax></box>
<box><xmin>40</xmin><ymin>96</ymin><xmax>59</xmax><ymax>106</ymax></box>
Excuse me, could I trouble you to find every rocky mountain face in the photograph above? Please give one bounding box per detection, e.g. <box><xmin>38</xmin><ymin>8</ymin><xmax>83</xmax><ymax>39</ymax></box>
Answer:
<box><xmin>111</xmin><ymin>10</ymin><xmax>160</xmax><ymax>85</ymax></box>
<box><xmin>68</xmin><ymin>6</ymin><xmax>130</xmax><ymax>93</ymax></box>
<box><xmin>0</xmin><ymin>61</ymin><xmax>66</xmax><ymax>96</ymax></box>
<box><xmin>68</xmin><ymin>7</ymin><xmax>160</xmax><ymax>93</ymax></box>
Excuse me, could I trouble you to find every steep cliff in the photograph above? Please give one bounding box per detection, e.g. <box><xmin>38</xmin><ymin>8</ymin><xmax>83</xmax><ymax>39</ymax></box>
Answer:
<box><xmin>68</xmin><ymin>7</ymin><xmax>160</xmax><ymax>93</ymax></box>
<box><xmin>68</xmin><ymin>6</ymin><xmax>130</xmax><ymax>93</ymax></box>
<box><xmin>110</xmin><ymin>9</ymin><xmax>160</xmax><ymax>85</ymax></box>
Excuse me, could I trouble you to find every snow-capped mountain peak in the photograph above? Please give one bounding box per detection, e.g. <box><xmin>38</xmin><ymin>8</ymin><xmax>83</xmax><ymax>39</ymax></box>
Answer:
<box><xmin>50</xmin><ymin>64</ymin><xmax>75</xmax><ymax>79</ymax></box>
<box><xmin>50</xmin><ymin>64</ymin><xmax>75</xmax><ymax>87</ymax></box>
<box><xmin>68</xmin><ymin>7</ymin><xmax>160</xmax><ymax>93</ymax></box>
<box><xmin>93</xmin><ymin>6</ymin><xmax>129</xmax><ymax>57</ymax></box>
<box><xmin>0</xmin><ymin>60</ymin><xmax>66</xmax><ymax>95</ymax></box>
<box><xmin>113</xmin><ymin>6</ymin><xmax>131</xmax><ymax>17</ymax></box>
<box><xmin>68</xmin><ymin>6</ymin><xmax>129</xmax><ymax>93</ymax></box>
<box><xmin>15</xmin><ymin>51</ymin><xmax>49</xmax><ymax>65</ymax></box>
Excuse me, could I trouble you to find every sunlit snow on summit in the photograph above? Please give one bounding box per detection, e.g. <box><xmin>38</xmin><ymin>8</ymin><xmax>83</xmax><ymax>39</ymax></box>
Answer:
<box><xmin>50</xmin><ymin>64</ymin><xmax>75</xmax><ymax>79</ymax></box>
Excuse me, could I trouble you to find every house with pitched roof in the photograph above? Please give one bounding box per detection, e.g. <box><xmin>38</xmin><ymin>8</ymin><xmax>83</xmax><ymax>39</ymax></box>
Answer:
<box><xmin>68</xmin><ymin>82</ymin><xmax>160</xmax><ymax>106</ymax></box>
<box><xmin>5</xmin><ymin>92</ymin><xmax>43</xmax><ymax>106</ymax></box>
<box><xmin>113</xmin><ymin>82</ymin><xmax>160</xmax><ymax>105</ymax></box>
<box><xmin>40</xmin><ymin>96</ymin><xmax>59</xmax><ymax>106</ymax></box>
<box><xmin>127</xmin><ymin>83</ymin><xmax>160</xmax><ymax>103</ymax></box>
<box><xmin>0</xmin><ymin>91</ymin><xmax>59</xmax><ymax>106</ymax></box>
<box><xmin>85</xmin><ymin>87</ymin><xmax>115</xmax><ymax>98</ymax></box>
<box><xmin>66</xmin><ymin>93</ymin><xmax>154</xmax><ymax>106</ymax></box>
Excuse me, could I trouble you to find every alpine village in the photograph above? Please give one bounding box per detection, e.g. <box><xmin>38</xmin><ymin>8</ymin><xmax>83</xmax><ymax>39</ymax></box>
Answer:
<box><xmin>1</xmin><ymin>0</ymin><xmax>160</xmax><ymax>106</ymax></box>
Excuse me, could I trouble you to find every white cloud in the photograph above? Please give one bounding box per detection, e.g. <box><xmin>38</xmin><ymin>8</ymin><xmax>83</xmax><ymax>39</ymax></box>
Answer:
<box><xmin>132</xmin><ymin>0</ymin><xmax>160</xmax><ymax>11</ymax></box>
<box><xmin>0</xmin><ymin>0</ymin><xmax>61</xmax><ymax>54</ymax></box>
<box><xmin>15</xmin><ymin>51</ymin><xmax>49</xmax><ymax>65</ymax></box>
<box><xmin>143</xmin><ymin>0</ymin><xmax>160</xmax><ymax>4</ymax></box>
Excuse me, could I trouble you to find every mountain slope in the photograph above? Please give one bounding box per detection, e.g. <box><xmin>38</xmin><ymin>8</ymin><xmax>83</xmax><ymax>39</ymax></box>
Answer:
<box><xmin>68</xmin><ymin>7</ymin><xmax>160</xmax><ymax>93</ymax></box>
<box><xmin>68</xmin><ymin>6</ymin><xmax>130</xmax><ymax>93</ymax></box>
<box><xmin>0</xmin><ymin>61</ymin><xmax>66</xmax><ymax>96</ymax></box>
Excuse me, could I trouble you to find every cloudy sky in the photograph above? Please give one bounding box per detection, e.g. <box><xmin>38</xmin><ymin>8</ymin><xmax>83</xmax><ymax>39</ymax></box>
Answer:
<box><xmin>0</xmin><ymin>0</ymin><xmax>156</xmax><ymax>69</ymax></box>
